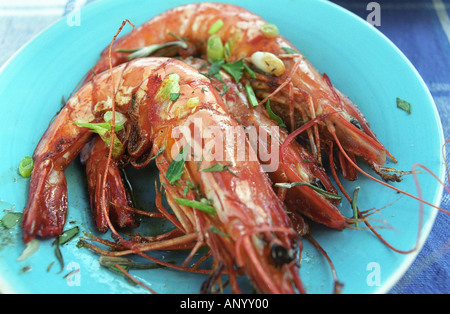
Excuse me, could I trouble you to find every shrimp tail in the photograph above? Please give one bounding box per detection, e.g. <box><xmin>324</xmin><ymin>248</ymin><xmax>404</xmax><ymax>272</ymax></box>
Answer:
<box><xmin>80</xmin><ymin>137</ymin><xmax>139</xmax><ymax>232</ymax></box>
<box><xmin>22</xmin><ymin>158</ymin><xmax>68</xmax><ymax>243</ymax></box>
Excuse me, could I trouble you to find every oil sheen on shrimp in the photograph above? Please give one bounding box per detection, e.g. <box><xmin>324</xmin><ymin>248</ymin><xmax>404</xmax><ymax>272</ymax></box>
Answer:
<box><xmin>22</xmin><ymin>57</ymin><xmax>304</xmax><ymax>293</ymax></box>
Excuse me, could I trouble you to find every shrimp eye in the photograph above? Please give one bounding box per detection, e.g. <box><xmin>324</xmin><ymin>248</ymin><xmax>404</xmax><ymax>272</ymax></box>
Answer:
<box><xmin>350</xmin><ymin>118</ymin><xmax>363</xmax><ymax>131</ymax></box>
<box><xmin>270</xmin><ymin>243</ymin><xmax>294</xmax><ymax>267</ymax></box>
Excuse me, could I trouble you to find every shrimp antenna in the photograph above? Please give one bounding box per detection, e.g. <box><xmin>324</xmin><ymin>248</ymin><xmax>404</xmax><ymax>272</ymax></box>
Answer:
<box><xmin>330</xmin><ymin>131</ymin><xmax>449</xmax><ymax>254</ymax></box>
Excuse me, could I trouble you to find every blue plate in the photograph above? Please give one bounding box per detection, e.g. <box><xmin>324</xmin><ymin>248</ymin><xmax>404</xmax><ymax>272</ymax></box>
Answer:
<box><xmin>0</xmin><ymin>0</ymin><xmax>445</xmax><ymax>294</ymax></box>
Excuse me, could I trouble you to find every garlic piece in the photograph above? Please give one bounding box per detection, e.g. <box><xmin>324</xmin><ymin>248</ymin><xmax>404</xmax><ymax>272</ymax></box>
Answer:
<box><xmin>250</xmin><ymin>51</ymin><xmax>285</xmax><ymax>76</ymax></box>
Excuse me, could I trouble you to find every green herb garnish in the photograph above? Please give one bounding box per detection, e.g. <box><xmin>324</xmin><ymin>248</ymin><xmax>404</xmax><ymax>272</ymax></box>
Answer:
<box><xmin>18</xmin><ymin>156</ymin><xmax>34</xmax><ymax>178</ymax></box>
<box><xmin>165</xmin><ymin>145</ymin><xmax>189</xmax><ymax>183</ymax></box>
<box><xmin>201</xmin><ymin>162</ymin><xmax>238</xmax><ymax>177</ymax></box>
<box><xmin>118</xmin><ymin>40</ymin><xmax>188</xmax><ymax>61</ymax></box>
<box><xmin>245</xmin><ymin>83</ymin><xmax>259</xmax><ymax>107</ymax></box>
<box><xmin>221</xmin><ymin>60</ymin><xmax>245</xmax><ymax>83</ymax></box>
<box><xmin>71</xmin><ymin>111</ymin><xmax>126</xmax><ymax>157</ymax></box>
<box><xmin>150</xmin><ymin>146</ymin><xmax>166</xmax><ymax>161</ymax></box>
<box><xmin>265</xmin><ymin>99</ymin><xmax>286</xmax><ymax>128</ymax></box>
<box><xmin>281</xmin><ymin>47</ymin><xmax>299</xmax><ymax>54</ymax></box>
<box><xmin>174</xmin><ymin>197</ymin><xmax>216</xmax><ymax>215</ymax></box>
<box><xmin>0</xmin><ymin>212</ymin><xmax>22</xmax><ymax>229</ymax></box>
<box><xmin>396</xmin><ymin>97</ymin><xmax>411</xmax><ymax>114</ymax></box>
<box><xmin>274</xmin><ymin>182</ymin><xmax>343</xmax><ymax>200</ymax></box>
<box><xmin>156</xmin><ymin>73</ymin><xmax>181</xmax><ymax>102</ymax></box>
<box><xmin>58</xmin><ymin>226</ymin><xmax>80</xmax><ymax>245</ymax></box>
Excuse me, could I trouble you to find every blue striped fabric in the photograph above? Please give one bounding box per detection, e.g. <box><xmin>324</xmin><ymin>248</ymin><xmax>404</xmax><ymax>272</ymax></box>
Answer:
<box><xmin>0</xmin><ymin>0</ymin><xmax>448</xmax><ymax>294</ymax></box>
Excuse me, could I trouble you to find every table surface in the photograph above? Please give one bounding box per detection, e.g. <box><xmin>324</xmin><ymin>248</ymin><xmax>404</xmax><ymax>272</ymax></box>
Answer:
<box><xmin>0</xmin><ymin>0</ymin><xmax>448</xmax><ymax>294</ymax></box>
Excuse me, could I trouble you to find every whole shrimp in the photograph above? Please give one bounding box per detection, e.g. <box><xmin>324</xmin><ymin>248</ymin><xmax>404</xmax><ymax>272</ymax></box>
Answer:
<box><xmin>85</xmin><ymin>2</ymin><xmax>398</xmax><ymax>182</ymax></box>
<box><xmin>22</xmin><ymin>57</ymin><xmax>304</xmax><ymax>293</ymax></box>
<box><xmin>183</xmin><ymin>57</ymin><xmax>347</xmax><ymax>230</ymax></box>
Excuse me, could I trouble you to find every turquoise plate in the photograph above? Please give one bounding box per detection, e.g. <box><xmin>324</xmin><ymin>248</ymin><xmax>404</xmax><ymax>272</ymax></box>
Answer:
<box><xmin>0</xmin><ymin>0</ymin><xmax>444</xmax><ymax>294</ymax></box>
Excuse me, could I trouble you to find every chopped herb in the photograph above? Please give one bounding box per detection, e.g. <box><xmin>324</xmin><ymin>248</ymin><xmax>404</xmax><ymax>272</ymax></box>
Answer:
<box><xmin>208</xmin><ymin>226</ymin><xmax>229</xmax><ymax>238</ymax></box>
<box><xmin>53</xmin><ymin>238</ymin><xmax>64</xmax><ymax>273</ymax></box>
<box><xmin>174</xmin><ymin>197</ymin><xmax>216</xmax><ymax>215</ymax></box>
<box><xmin>396</xmin><ymin>97</ymin><xmax>411</xmax><ymax>114</ymax></box>
<box><xmin>18</xmin><ymin>156</ymin><xmax>34</xmax><ymax>178</ymax></box>
<box><xmin>165</xmin><ymin>145</ymin><xmax>189</xmax><ymax>183</ymax></box>
<box><xmin>0</xmin><ymin>212</ymin><xmax>22</xmax><ymax>229</ymax></box>
<box><xmin>118</xmin><ymin>41</ymin><xmax>188</xmax><ymax>61</ymax></box>
<box><xmin>224</xmin><ymin>42</ymin><xmax>231</xmax><ymax>61</ymax></box>
<box><xmin>208</xmin><ymin>19</ymin><xmax>224</xmax><ymax>35</ymax></box>
<box><xmin>99</xmin><ymin>256</ymin><xmax>167</xmax><ymax>270</ymax></box>
<box><xmin>208</xmin><ymin>58</ymin><xmax>225</xmax><ymax>78</ymax></box>
<box><xmin>221</xmin><ymin>59</ymin><xmax>245</xmax><ymax>83</ymax></box>
<box><xmin>281</xmin><ymin>47</ymin><xmax>299</xmax><ymax>54</ymax></box>
<box><xmin>70</xmin><ymin>111</ymin><xmax>126</xmax><ymax>158</ymax></box>
<box><xmin>274</xmin><ymin>182</ymin><xmax>343</xmax><ymax>200</ymax></box>
<box><xmin>169</xmin><ymin>93</ymin><xmax>181</xmax><ymax>102</ymax></box>
<box><xmin>245</xmin><ymin>83</ymin><xmax>259</xmax><ymax>107</ymax></box>
<box><xmin>243</xmin><ymin>62</ymin><xmax>257</xmax><ymax>79</ymax></box>
<box><xmin>58</xmin><ymin>226</ymin><xmax>80</xmax><ymax>245</ymax></box>
<box><xmin>265</xmin><ymin>99</ymin><xmax>286</xmax><ymax>128</ymax></box>
<box><xmin>201</xmin><ymin>162</ymin><xmax>238</xmax><ymax>177</ymax></box>
<box><xmin>150</xmin><ymin>146</ymin><xmax>166</xmax><ymax>161</ymax></box>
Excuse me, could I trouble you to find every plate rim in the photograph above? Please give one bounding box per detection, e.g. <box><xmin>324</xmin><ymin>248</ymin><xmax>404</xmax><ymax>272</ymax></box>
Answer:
<box><xmin>0</xmin><ymin>0</ymin><xmax>446</xmax><ymax>294</ymax></box>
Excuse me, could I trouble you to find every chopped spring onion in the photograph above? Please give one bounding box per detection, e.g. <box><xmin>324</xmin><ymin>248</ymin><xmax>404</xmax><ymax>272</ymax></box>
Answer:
<box><xmin>265</xmin><ymin>99</ymin><xmax>286</xmax><ymax>128</ymax></box>
<box><xmin>165</xmin><ymin>144</ymin><xmax>189</xmax><ymax>183</ymax></box>
<box><xmin>281</xmin><ymin>47</ymin><xmax>299</xmax><ymax>55</ymax></box>
<box><xmin>221</xmin><ymin>60</ymin><xmax>245</xmax><ymax>83</ymax></box>
<box><xmin>174</xmin><ymin>197</ymin><xmax>216</xmax><ymax>215</ymax></box>
<box><xmin>0</xmin><ymin>212</ymin><xmax>22</xmax><ymax>229</ymax></box>
<box><xmin>104</xmin><ymin>111</ymin><xmax>127</xmax><ymax>127</ymax></box>
<box><xmin>17</xmin><ymin>239</ymin><xmax>40</xmax><ymax>261</ymax></box>
<box><xmin>245</xmin><ymin>83</ymin><xmax>259</xmax><ymax>107</ymax></box>
<box><xmin>118</xmin><ymin>41</ymin><xmax>188</xmax><ymax>61</ymax></box>
<box><xmin>201</xmin><ymin>162</ymin><xmax>238</xmax><ymax>176</ymax></box>
<box><xmin>208</xmin><ymin>19</ymin><xmax>224</xmax><ymax>35</ymax></box>
<box><xmin>274</xmin><ymin>182</ymin><xmax>343</xmax><ymax>200</ymax></box>
<box><xmin>207</xmin><ymin>34</ymin><xmax>224</xmax><ymax>61</ymax></box>
<box><xmin>156</xmin><ymin>73</ymin><xmax>181</xmax><ymax>102</ymax></box>
<box><xmin>58</xmin><ymin>226</ymin><xmax>80</xmax><ymax>245</ymax></box>
<box><xmin>396</xmin><ymin>97</ymin><xmax>411</xmax><ymax>114</ymax></box>
<box><xmin>71</xmin><ymin>111</ymin><xmax>126</xmax><ymax>158</ymax></box>
<box><xmin>261</xmin><ymin>23</ymin><xmax>279</xmax><ymax>38</ymax></box>
<box><xmin>19</xmin><ymin>156</ymin><xmax>34</xmax><ymax>178</ymax></box>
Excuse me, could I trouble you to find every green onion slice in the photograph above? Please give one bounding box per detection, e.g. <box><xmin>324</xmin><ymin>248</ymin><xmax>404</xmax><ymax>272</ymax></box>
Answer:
<box><xmin>207</xmin><ymin>34</ymin><xmax>224</xmax><ymax>61</ymax></box>
<box><xmin>19</xmin><ymin>156</ymin><xmax>34</xmax><ymax>178</ymax></box>
<box><xmin>265</xmin><ymin>99</ymin><xmax>286</xmax><ymax>128</ymax></box>
<box><xmin>245</xmin><ymin>83</ymin><xmax>259</xmax><ymax>107</ymax></box>
<box><xmin>261</xmin><ymin>23</ymin><xmax>279</xmax><ymax>38</ymax></box>
<box><xmin>165</xmin><ymin>144</ymin><xmax>189</xmax><ymax>183</ymax></box>
<box><xmin>174</xmin><ymin>197</ymin><xmax>216</xmax><ymax>215</ymax></box>
<box><xmin>208</xmin><ymin>19</ymin><xmax>224</xmax><ymax>35</ymax></box>
<box><xmin>275</xmin><ymin>182</ymin><xmax>343</xmax><ymax>200</ymax></box>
